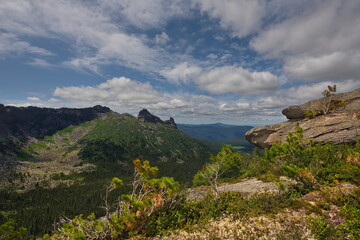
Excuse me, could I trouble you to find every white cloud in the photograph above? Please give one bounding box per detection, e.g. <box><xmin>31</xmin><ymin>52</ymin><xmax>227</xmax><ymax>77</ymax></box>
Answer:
<box><xmin>155</xmin><ymin>32</ymin><xmax>170</xmax><ymax>45</ymax></box>
<box><xmin>53</xmin><ymin>77</ymin><xmax>167</xmax><ymax>110</ymax></box>
<box><xmin>100</xmin><ymin>0</ymin><xmax>191</xmax><ymax>29</ymax></box>
<box><xmin>0</xmin><ymin>0</ymin><xmax>169</xmax><ymax>74</ymax></box>
<box><xmin>196</xmin><ymin>66</ymin><xmax>280</xmax><ymax>95</ymax></box>
<box><xmin>250</xmin><ymin>0</ymin><xmax>360</xmax><ymax>82</ymax></box>
<box><xmin>193</xmin><ymin>0</ymin><xmax>265</xmax><ymax>38</ymax></box>
<box><xmin>48</xmin><ymin>98</ymin><xmax>61</xmax><ymax>103</ymax></box>
<box><xmin>251</xmin><ymin>0</ymin><xmax>360</xmax><ymax>56</ymax></box>
<box><xmin>253</xmin><ymin>79</ymin><xmax>360</xmax><ymax>110</ymax></box>
<box><xmin>51</xmin><ymin>76</ymin><xmax>235</xmax><ymax>120</ymax></box>
<box><xmin>219</xmin><ymin>102</ymin><xmax>250</xmax><ymax>112</ymax></box>
<box><xmin>98</xmin><ymin>77</ymin><xmax>162</xmax><ymax>104</ymax></box>
<box><xmin>206</xmin><ymin>54</ymin><xmax>217</xmax><ymax>60</ymax></box>
<box><xmin>54</xmin><ymin>86</ymin><xmax>110</xmax><ymax>102</ymax></box>
<box><xmin>0</xmin><ymin>32</ymin><xmax>53</xmax><ymax>57</ymax></box>
<box><xmin>160</xmin><ymin>62</ymin><xmax>202</xmax><ymax>84</ymax></box>
<box><xmin>284</xmin><ymin>52</ymin><xmax>360</xmax><ymax>81</ymax></box>
<box><xmin>27</xmin><ymin>58</ymin><xmax>55</xmax><ymax>68</ymax></box>
<box><xmin>27</xmin><ymin>97</ymin><xmax>40</xmax><ymax>101</ymax></box>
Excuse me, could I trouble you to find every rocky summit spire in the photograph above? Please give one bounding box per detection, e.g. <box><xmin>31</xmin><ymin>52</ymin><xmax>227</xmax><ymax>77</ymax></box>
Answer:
<box><xmin>137</xmin><ymin>109</ymin><xmax>177</xmax><ymax>129</ymax></box>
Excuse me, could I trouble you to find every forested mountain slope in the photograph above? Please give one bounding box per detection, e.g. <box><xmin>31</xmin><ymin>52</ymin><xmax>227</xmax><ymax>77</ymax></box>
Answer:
<box><xmin>0</xmin><ymin>108</ymin><xmax>210</xmax><ymax>237</ymax></box>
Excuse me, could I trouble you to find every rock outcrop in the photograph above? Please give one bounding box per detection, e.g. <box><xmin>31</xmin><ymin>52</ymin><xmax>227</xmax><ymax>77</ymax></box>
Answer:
<box><xmin>282</xmin><ymin>88</ymin><xmax>360</xmax><ymax>119</ymax></box>
<box><xmin>137</xmin><ymin>109</ymin><xmax>177</xmax><ymax>129</ymax></box>
<box><xmin>186</xmin><ymin>177</ymin><xmax>296</xmax><ymax>201</ymax></box>
<box><xmin>245</xmin><ymin>89</ymin><xmax>360</xmax><ymax>148</ymax></box>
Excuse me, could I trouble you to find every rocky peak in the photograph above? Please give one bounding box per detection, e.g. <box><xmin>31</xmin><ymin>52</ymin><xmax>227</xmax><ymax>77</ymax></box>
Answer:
<box><xmin>137</xmin><ymin>109</ymin><xmax>177</xmax><ymax>129</ymax></box>
<box><xmin>164</xmin><ymin>117</ymin><xmax>177</xmax><ymax>129</ymax></box>
<box><xmin>245</xmin><ymin>88</ymin><xmax>360</xmax><ymax>148</ymax></box>
<box><xmin>137</xmin><ymin>109</ymin><xmax>163</xmax><ymax>124</ymax></box>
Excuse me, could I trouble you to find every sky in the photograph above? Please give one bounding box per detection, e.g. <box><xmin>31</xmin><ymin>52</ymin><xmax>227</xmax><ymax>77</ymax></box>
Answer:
<box><xmin>1</xmin><ymin>0</ymin><xmax>360</xmax><ymax>125</ymax></box>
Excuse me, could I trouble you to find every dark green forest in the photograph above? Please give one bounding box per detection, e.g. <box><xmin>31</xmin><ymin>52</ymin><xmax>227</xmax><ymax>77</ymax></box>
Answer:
<box><xmin>0</xmin><ymin>113</ymin><xmax>211</xmax><ymax>238</ymax></box>
<box><xmin>1</xmin><ymin>125</ymin><xmax>359</xmax><ymax>239</ymax></box>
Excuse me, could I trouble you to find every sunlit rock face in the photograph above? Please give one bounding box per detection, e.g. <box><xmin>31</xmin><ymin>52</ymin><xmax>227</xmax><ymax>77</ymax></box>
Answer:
<box><xmin>245</xmin><ymin>89</ymin><xmax>360</xmax><ymax>148</ymax></box>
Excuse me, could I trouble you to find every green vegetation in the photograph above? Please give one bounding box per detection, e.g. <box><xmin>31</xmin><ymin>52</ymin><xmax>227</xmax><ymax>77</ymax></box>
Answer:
<box><xmin>1</xmin><ymin>110</ymin><xmax>359</xmax><ymax>239</ymax></box>
<box><xmin>0</xmin><ymin>219</ymin><xmax>27</xmax><ymax>240</ymax></box>
<box><xmin>43</xmin><ymin>160</ymin><xmax>180</xmax><ymax>239</ymax></box>
<box><xmin>38</xmin><ymin>126</ymin><xmax>359</xmax><ymax>239</ymax></box>
<box><xmin>24</xmin><ymin>140</ymin><xmax>49</xmax><ymax>154</ymax></box>
<box><xmin>0</xmin><ymin>175</ymin><xmax>127</xmax><ymax>237</ymax></box>
<box><xmin>0</xmin><ymin>113</ymin><xmax>210</xmax><ymax>238</ymax></box>
<box><xmin>77</xmin><ymin>115</ymin><xmax>210</xmax><ymax>182</ymax></box>
<box><xmin>308</xmin><ymin>188</ymin><xmax>360</xmax><ymax>240</ymax></box>
<box><xmin>305</xmin><ymin>85</ymin><xmax>349</xmax><ymax>119</ymax></box>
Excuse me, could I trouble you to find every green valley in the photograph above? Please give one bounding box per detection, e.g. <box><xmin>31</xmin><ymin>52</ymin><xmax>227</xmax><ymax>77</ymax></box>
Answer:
<box><xmin>0</xmin><ymin>109</ymin><xmax>210</xmax><ymax>237</ymax></box>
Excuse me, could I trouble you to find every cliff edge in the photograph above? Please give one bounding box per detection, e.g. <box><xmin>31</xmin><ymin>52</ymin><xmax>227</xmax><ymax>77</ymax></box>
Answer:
<box><xmin>245</xmin><ymin>88</ymin><xmax>360</xmax><ymax>148</ymax></box>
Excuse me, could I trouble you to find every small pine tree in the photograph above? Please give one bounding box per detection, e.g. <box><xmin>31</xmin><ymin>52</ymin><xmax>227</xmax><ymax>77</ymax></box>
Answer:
<box><xmin>321</xmin><ymin>85</ymin><xmax>336</xmax><ymax>115</ymax></box>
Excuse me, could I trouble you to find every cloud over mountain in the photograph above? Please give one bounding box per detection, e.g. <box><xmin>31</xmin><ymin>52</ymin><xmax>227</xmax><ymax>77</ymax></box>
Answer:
<box><xmin>1</xmin><ymin>0</ymin><xmax>360</xmax><ymax>124</ymax></box>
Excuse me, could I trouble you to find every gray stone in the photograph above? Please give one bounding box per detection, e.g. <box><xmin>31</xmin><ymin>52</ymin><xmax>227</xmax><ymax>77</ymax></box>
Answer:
<box><xmin>137</xmin><ymin>109</ymin><xmax>177</xmax><ymax>129</ymax></box>
<box><xmin>246</xmin><ymin>112</ymin><xmax>360</xmax><ymax>148</ymax></box>
<box><xmin>246</xmin><ymin>88</ymin><xmax>360</xmax><ymax>148</ymax></box>
<box><xmin>282</xmin><ymin>88</ymin><xmax>360</xmax><ymax>119</ymax></box>
<box><xmin>282</xmin><ymin>106</ymin><xmax>305</xmax><ymax>119</ymax></box>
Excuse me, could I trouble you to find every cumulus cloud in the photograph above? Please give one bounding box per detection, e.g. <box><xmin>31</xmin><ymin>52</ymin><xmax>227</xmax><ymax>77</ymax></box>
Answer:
<box><xmin>0</xmin><ymin>0</ymin><xmax>169</xmax><ymax>74</ymax></box>
<box><xmin>250</xmin><ymin>0</ymin><xmax>360</xmax><ymax>82</ymax></box>
<box><xmin>53</xmin><ymin>77</ymin><xmax>215</xmax><ymax>115</ymax></box>
<box><xmin>160</xmin><ymin>62</ymin><xmax>202</xmax><ymax>84</ymax></box>
<box><xmin>27</xmin><ymin>97</ymin><xmax>40</xmax><ymax>101</ymax></box>
<box><xmin>193</xmin><ymin>0</ymin><xmax>265</xmax><ymax>38</ymax></box>
<box><xmin>54</xmin><ymin>77</ymin><xmax>162</xmax><ymax>105</ymax></box>
<box><xmin>284</xmin><ymin>52</ymin><xmax>360</xmax><ymax>81</ymax></box>
<box><xmin>219</xmin><ymin>102</ymin><xmax>250</xmax><ymax>112</ymax></box>
<box><xmin>196</xmin><ymin>66</ymin><xmax>280</xmax><ymax>95</ymax></box>
<box><xmin>48</xmin><ymin>98</ymin><xmax>61</xmax><ymax>103</ymax></box>
<box><xmin>51</xmin><ymin>76</ymin><xmax>242</xmax><ymax>120</ymax></box>
<box><xmin>251</xmin><ymin>0</ymin><xmax>360</xmax><ymax>56</ymax></box>
<box><xmin>253</xmin><ymin>79</ymin><xmax>360</xmax><ymax>111</ymax></box>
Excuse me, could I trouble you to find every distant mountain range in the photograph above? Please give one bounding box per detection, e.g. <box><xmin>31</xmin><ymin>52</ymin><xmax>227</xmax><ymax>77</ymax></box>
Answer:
<box><xmin>177</xmin><ymin>123</ymin><xmax>255</xmax><ymax>153</ymax></box>
<box><xmin>178</xmin><ymin>123</ymin><xmax>253</xmax><ymax>140</ymax></box>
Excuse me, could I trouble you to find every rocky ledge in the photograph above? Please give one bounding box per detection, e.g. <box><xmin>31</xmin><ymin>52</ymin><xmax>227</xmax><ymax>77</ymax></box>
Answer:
<box><xmin>245</xmin><ymin>88</ymin><xmax>360</xmax><ymax>148</ymax></box>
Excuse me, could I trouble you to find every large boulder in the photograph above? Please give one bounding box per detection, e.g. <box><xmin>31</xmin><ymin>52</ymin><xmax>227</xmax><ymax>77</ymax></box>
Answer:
<box><xmin>246</xmin><ymin>88</ymin><xmax>360</xmax><ymax>148</ymax></box>
<box><xmin>282</xmin><ymin>88</ymin><xmax>360</xmax><ymax>119</ymax></box>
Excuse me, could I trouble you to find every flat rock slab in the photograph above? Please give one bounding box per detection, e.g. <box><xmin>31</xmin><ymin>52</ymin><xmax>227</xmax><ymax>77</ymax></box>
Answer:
<box><xmin>186</xmin><ymin>177</ymin><xmax>294</xmax><ymax>201</ymax></box>
<box><xmin>218</xmin><ymin>178</ymin><xmax>279</xmax><ymax>194</ymax></box>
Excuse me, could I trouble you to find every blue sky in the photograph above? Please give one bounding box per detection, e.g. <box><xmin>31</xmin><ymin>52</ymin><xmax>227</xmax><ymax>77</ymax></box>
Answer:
<box><xmin>1</xmin><ymin>0</ymin><xmax>360</xmax><ymax>125</ymax></box>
